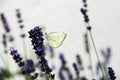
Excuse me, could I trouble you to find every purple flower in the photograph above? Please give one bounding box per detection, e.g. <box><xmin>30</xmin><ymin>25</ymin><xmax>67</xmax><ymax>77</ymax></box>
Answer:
<box><xmin>32</xmin><ymin>73</ymin><xmax>39</xmax><ymax>80</ymax></box>
<box><xmin>2</xmin><ymin>34</ymin><xmax>7</xmax><ymax>53</ymax></box>
<box><xmin>80</xmin><ymin>8</ymin><xmax>89</xmax><ymax>23</ymax></box>
<box><xmin>59</xmin><ymin>53</ymin><xmax>73</xmax><ymax>80</ymax></box>
<box><xmin>59</xmin><ymin>70</ymin><xmax>65</xmax><ymax>80</ymax></box>
<box><xmin>84</xmin><ymin>33</ymin><xmax>90</xmax><ymax>53</ymax></box>
<box><xmin>20</xmin><ymin>59</ymin><xmax>36</xmax><ymax>74</ymax></box>
<box><xmin>81</xmin><ymin>76</ymin><xmax>88</xmax><ymax>80</ymax></box>
<box><xmin>48</xmin><ymin>45</ymin><xmax>55</xmax><ymax>58</ymax></box>
<box><xmin>18</xmin><ymin>62</ymin><xmax>25</xmax><ymax>67</ymax></box>
<box><xmin>73</xmin><ymin>63</ymin><xmax>79</xmax><ymax>75</ymax></box>
<box><xmin>10</xmin><ymin>48</ymin><xmax>38</xmax><ymax>79</ymax></box>
<box><xmin>8</xmin><ymin>35</ymin><xmax>14</xmax><ymax>42</ymax></box>
<box><xmin>82</xmin><ymin>0</ymin><xmax>86</xmax><ymax>3</ymax></box>
<box><xmin>15</xmin><ymin>9</ymin><xmax>24</xmax><ymax>29</ymax></box>
<box><xmin>108</xmin><ymin>67</ymin><xmax>116</xmax><ymax>80</ymax></box>
<box><xmin>28</xmin><ymin>26</ymin><xmax>54</xmax><ymax>79</ymax></box>
<box><xmin>81</xmin><ymin>8</ymin><xmax>87</xmax><ymax>16</ymax></box>
<box><xmin>59</xmin><ymin>53</ymin><xmax>66</xmax><ymax>66</ymax></box>
<box><xmin>80</xmin><ymin>0</ymin><xmax>90</xmax><ymax>23</ymax></box>
<box><xmin>10</xmin><ymin>48</ymin><xmax>23</xmax><ymax>63</ymax></box>
<box><xmin>26</xmin><ymin>59</ymin><xmax>35</xmax><ymax>73</ymax></box>
<box><xmin>101</xmin><ymin>48</ymin><xmax>111</xmax><ymax>63</ymax></box>
<box><xmin>59</xmin><ymin>67</ymin><xmax>73</xmax><ymax>80</ymax></box>
<box><xmin>20</xmin><ymin>59</ymin><xmax>36</xmax><ymax>75</ymax></box>
<box><xmin>28</xmin><ymin>26</ymin><xmax>44</xmax><ymax>57</ymax></box>
<box><xmin>0</xmin><ymin>13</ymin><xmax>10</xmax><ymax>32</ymax></box>
<box><xmin>16</xmin><ymin>10</ymin><xmax>21</xmax><ymax>19</ymax></box>
<box><xmin>76</xmin><ymin>54</ymin><xmax>84</xmax><ymax>70</ymax></box>
<box><xmin>39</xmin><ymin>57</ymin><xmax>52</xmax><ymax>73</ymax></box>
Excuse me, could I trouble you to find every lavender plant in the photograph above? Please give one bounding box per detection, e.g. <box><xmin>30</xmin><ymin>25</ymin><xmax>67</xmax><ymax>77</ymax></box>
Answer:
<box><xmin>0</xmin><ymin>0</ymin><xmax>117</xmax><ymax>80</ymax></box>
<box><xmin>80</xmin><ymin>0</ymin><xmax>116</xmax><ymax>80</ymax></box>
<box><xmin>15</xmin><ymin>9</ymin><xmax>27</xmax><ymax>61</ymax></box>
<box><xmin>0</xmin><ymin>21</ymin><xmax>117</xmax><ymax>80</ymax></box>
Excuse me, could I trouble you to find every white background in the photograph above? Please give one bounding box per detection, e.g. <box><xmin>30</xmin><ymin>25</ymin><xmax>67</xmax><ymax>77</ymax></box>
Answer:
<box><xmin>0</xmin><ymin>0</ymin><xmax>120</xmax><ymax>80</ymax></box>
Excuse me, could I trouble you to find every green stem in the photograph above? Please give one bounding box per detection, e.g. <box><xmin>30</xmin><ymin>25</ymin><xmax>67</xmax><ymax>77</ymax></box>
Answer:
<box><xmin>26</xmin><ymin>74</ymin><xmax>32</xmax><ymax>80</ymax></box>
<box><xmin>88</xmin><ymin>52</ymin><xmax>94</xmax><ymax>79</ymax></box>
<box><xmin>85</xmin><ymin>32</ymin><xmax>95</xmax><ymax>79</ymax></box>
<box><xmin>88</xmin><ymin>30</ymin><xmax>105</xmax><ymax>79</ymax></box>
<box><xmin>22</xmin><ymin>37</ymin><xmax>27</xmax><ymax>61</ymax></box>
<box><xmin>46</xmin><ymin>73</ymin><xmax>54</xmax><ymax>80</ymax></box>
<box><xmin>21</xmin><ymin>29</ymin><xmax>27</xmax><ymax>61</ymax></box>
<box><xmin>77</xmin><ymin>74</ymin><xmax>80</xmax><ymax>80</ymax></box>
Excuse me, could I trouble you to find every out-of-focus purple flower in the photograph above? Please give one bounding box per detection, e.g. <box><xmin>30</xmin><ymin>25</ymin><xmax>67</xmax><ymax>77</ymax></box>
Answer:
<box><xmin>59</xmin><ymin>53</ymin><xmax>66</xmax><ymax>66</ymax></box>
<box><xmin>59</xmin><ymin>66</ymin><xmax>73</xmax><ymax>80</ymax></box>
<box><xmin>81</xmin><ymin>8</ymin><xmax>87</xmax><ymax>16</ymax></box>
<box><xmin>15</xmin><ymin>9</ymin><xmax>26</xmax><ymax>39</ymax></box>
<box><xmin>96</xmin><ymin>62</ymin><xmax>100</xmax><ymax>75</ymax></box>
<box><xmin>68</xmin><ymin>74</ymin><xmax>73</xmax><ymax>80</ymax></box>
<box><xmin>48</xmin><ymin>45</ymin><xmax>55</xmax><ymax>58</ymax></box>
<box><xmin>59</xmin><ymin>53</ymin><xmax>73</xmax><ymax>80</ymax></box>
<box><xmin>101</xmin><ymin>48</ymin><xmax>111</xmax><ymax>63</ymax></box>
<box><xmin>80</xmin><ymin>8</ymin><xmax>89</xmax><ymax>23</ymax></box>
<box><xmin>82</xmin><ymin>0</ymin><xmax>86</xmax><ymax>3</ymax></box>
<box><xmin>18</xmin><ymin>19</ymin><xmax>23</xmax><ymax>23</ymax></box>
<box><xmin>76</xmin><ymin>55</ymin><xmax>82</xmax><ymax>65</ymax></box>
<box><xmin>76</xmin><ymin>54</ymin><xmax>84</xmax><ymax>70</ymax></box>
<box><xmin>0</xmin><ymin>13</ymin><xmax>10</xmax><ymax>32</ymax></box>
<box><xmin>16</xmin><ymin>9</ymin><xmax>21</xmax><ymax>19</ymax></box>
<box><xmin>20</xmin><ymin>59</ymin><xmax>36</xmax><ymax>75</ymax></box>
<box><xmin>20</xmin><ymin>34</ymin><xmax>26</xmax><ymax>38</ymax></box>
<box><xmin>59</xmin><ymin>69</ymin><xmax>65</xmax><ymax>80</ymax></box>
<box><xmin>2</xmin><ymin>34</ymin><xmax>7</xmax><ymax>53</ymax></box>
<box><xmin>32</xmin><ymin>73</ymin><xmax>39</xmax><ymax>80</ymax></box>
<box><xmin>8</xmin><ymin>35</ymin><xmax>14</xmax><ymax>42</ymax></box>
<box><xmin>73</xmin><ymin>62</ymin><xmax>81</xmax><ymax>80</ymax></box>
<box><xmin>2</xmin><ymin>34</ymin><xmax>8</xmax><ymax>53</ymax></box>
<box><xmin>73</xmin><ymin>63</ymin><xmax>80</xmax><ymax>75</ymax></box>
<box><xmin>81</xmin><ymin>76</ymin><xmax>88</xmax><ymax>80</ymax></box>
<box><xmin>84</xmin><ymin>33</ymin><xmax>90</xmax><ymax>53</ymax></box>
<box><xmin>19</xmin><ymin>25</ymin><xmax>24</xmax><ymax>29</ymax></box>
<box><xmin>21</xmin><ymin>59</ymin><xmax>39</xmax><ymax>80</ymax></box>
<box><xmin>2</xmin><ymin>34</ymin><xmax>7</xmax><ymax>48</ymax></box>
<box><xmin>15</xmin><ymin>9</ymin><xmax>23</xmax><ymax>24</ymax></box>
<box><xmin>108</xmin><ymin>67</ymin><xmax>116</xmax><ymax>80</ymax></box>
<box><xmin>16</xmin><ymin>11</ymin><xmax>21</xmax><ymax>19</ymax></box>
<box><xmin>81</xmin><ymin>0</ymin><xmax>90</xmax><ymax>24</ymax></box>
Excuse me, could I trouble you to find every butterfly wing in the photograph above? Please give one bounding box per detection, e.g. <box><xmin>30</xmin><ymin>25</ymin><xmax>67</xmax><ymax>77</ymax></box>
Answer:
<box><xmin>40</xmin><ymin>25</ymin><xmax>46</xmax><ymax>32</ymax></box>
<box><xmin>46</xmin><ymin>32</ymin><xmax>66</xmax><ymax>48</ymax></box>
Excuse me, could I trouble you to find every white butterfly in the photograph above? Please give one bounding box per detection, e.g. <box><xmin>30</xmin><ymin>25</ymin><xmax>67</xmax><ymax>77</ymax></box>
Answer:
<box><xmin>41</xmin><ymin>25</ymin><xmax>66</xmax><ymax>48</ymax></box>
<box><xmin>45</xmin><ymin>32</ymin><xmax>66</xmax><ymax>48</ymax></box>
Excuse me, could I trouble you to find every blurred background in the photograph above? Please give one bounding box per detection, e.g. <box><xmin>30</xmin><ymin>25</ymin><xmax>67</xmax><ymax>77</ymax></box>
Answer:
<box><xmin>0</xmin><ymin>0</ymin><xmax>120</xmax><ymax>80</ymax></box>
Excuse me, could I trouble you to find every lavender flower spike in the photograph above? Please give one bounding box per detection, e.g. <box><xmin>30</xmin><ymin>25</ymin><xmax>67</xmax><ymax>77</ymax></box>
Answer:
<box><xmin>28</xmin><ymin>26</ymin><xmax>54</xmax><ymax>80</ymax></box>
<box><xmin>28</xmin><ymin>26</ymin><xmax>44</xmax><ymax>57</ymax></box>
<box><xmin>0</xmin><ymin>13</ymin><xmax>10</xmax><ymax>32</ymax></box>
<box><xmin>108</xmin><ymin>67</ymin><xmax>116</xmax><ymax>80</ymax></box>
<box><xmin>10</xmin><ymin>47</ymin><xmax>38</xmax><ymax>80</ymax></box>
